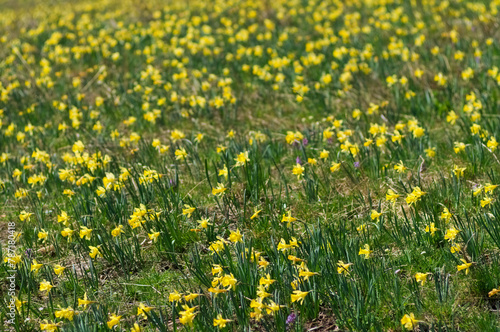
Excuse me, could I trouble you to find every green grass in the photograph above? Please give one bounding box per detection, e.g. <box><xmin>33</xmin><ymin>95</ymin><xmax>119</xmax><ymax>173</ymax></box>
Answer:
<box><xmin>1</xmin><ymin>0</ymin><xmax>500</xmax><ymax>331</ymax></box>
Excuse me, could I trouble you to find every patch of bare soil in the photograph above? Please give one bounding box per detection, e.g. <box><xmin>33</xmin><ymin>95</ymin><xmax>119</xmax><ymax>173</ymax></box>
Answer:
<box><xmin>304</xmin><ymin>310</ymin><xmax>340</xmax><ymax>331</ymax></box>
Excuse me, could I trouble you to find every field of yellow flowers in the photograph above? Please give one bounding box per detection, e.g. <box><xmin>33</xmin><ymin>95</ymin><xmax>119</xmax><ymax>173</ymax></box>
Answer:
<box><xmin>1</xmin><ymin>0</ymin><xmax>500</xmax><ymax>330</ymax></box>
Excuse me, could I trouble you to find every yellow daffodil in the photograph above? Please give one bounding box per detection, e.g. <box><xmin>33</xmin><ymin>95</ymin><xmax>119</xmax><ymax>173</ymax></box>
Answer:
<box><xmin>290</xmin><ymin>290</ymin><xmax>310</xmax><ymax>304</ymax></box>
<box><xmin>457</xmin><ymin>259</ymin><xmax>473</xmax><ymax>275</ymax></box>
<box><xmin>370</xmin><ymin>210</ymin><xmax>382</xmax><ymax>220</ymax></box>
<box><xmin>401</xmin><ymin>313</ymin><xmax>420</xmax><ymax>329</ymax></box>
<box><xmin>358</xmin><ymin>244</ymin><xmax>373</xmax><ymax>259</ymax></box>
<box><xmin>425</xmin><ymin>222</ymin><xmax>438</xmax><ymax>236</ymax></box>
<box><xmin>415</xmin><ymin>272</ymin><xmax>430</xmax><ymax>286</ymax></box>
<box><xmin>107</xmin><ymin>313</ymin><xmax>122</xmax><ymax>329</ymax></box>
<box><xmin>213</xmin><ymin>314</ymin><xmax>232</xmax><ymax>328</ymax></box>
<box><xmin>337</xmin><ymin>260</ymin><xmax>353</xmax><ymax>275</ymax></box>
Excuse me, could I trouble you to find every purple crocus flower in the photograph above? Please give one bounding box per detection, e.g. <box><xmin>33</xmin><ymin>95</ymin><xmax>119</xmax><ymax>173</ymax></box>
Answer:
<box><xmin>286</xmin><ymin>312</ymin><xmax>297</xmax><ymax>325</ymax></box>
<box><xmin>354</xmin><ymin>161</ymin><xmax>360</xmax><ymax>168</ymax></box>
<box><xmin>296</xmin><ymin>156</ymin><xmax>302</xmax><ymax>165</ymax></box>
<box><xmin>302</xmin><ymin>138</ymin><xmax>308</xmax><ymax>146</ymax></box>
<box><xmin>25</xmin><ymin>248</ymin><xmax>33</xmax><ymax>259</ymax></box>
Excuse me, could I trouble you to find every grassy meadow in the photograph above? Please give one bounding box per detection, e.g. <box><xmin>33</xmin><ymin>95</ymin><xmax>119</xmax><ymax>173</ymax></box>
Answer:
<box><xmin>1</xmin><ymin>0</ymin><xmax>500</xmax><ymax>330</ymax></box>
